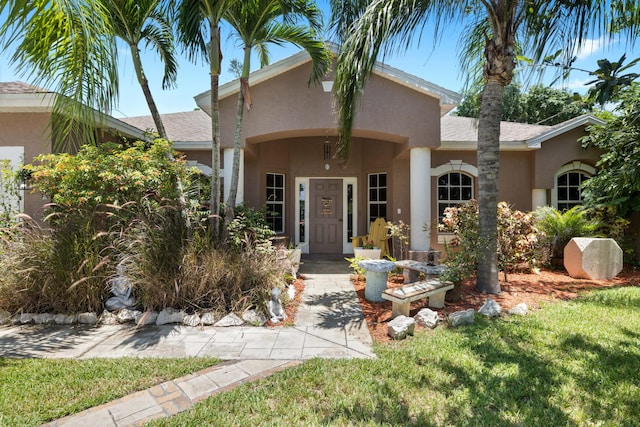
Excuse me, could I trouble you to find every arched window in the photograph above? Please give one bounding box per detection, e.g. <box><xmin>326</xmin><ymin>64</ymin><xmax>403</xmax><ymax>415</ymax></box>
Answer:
<box><xmin>556</xmin><ymin>171</ymin><xmax>589</xmax><ymax>211</ymax></box>
<box><xmin>552</xmin><ymin>162</ymin><xmax>595</xmax><ymax>211</ymax></box>
<box><xmin>437</xmin><ymin>172</ymin><xmax>474</xmax><ymax>222</ymax></box>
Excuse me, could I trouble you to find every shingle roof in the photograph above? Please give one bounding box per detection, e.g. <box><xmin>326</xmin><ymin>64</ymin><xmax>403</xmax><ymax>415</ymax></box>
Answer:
<box><xmin>120</xmin><ymin>110</ymin><xmax>211</xmax><ymax>142</ymax></box>
<box><xmin>0</xmin><ymin>81</ymin><xmax>49</xmax><ymax>94</ymax></box>
<box><xmin>441</xmin><ymin>115</ymin><xmax>550</xmax><ymax>143</ymax></box>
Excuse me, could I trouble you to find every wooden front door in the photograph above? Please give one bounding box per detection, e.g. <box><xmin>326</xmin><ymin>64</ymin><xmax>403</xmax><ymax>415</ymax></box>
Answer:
<box><xmin>309</xmin><ymin>179</ymin><xmax>343</xmax><ymax>253</ymax></box>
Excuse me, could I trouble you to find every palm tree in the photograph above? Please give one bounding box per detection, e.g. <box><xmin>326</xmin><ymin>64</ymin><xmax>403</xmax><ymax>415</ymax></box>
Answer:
<box><xmin>177</xmin><ymin>0</ymin><xmax>233</xmax><ymax>238</ymax></box>
<box><xmin>0</xmin><ymin>0</ymin><xmax>118</xmax><ymax>149</ymax></box>
<box><xmin>100</xmin><ymin>0</ymin><xmax>177</xmax><ymax>140</ymax></box>
<box><xmin>331</xmin><ymin>0</ymin><xmax>607</xmax><ymax>294</ymax></box>
<box><xmin>223</xmin><ymin>0</ymin><xmax>330</xmax><ymax>221</ymax></box>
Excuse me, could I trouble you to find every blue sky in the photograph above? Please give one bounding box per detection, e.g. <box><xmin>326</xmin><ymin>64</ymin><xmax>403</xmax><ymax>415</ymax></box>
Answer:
<box><xmin>1</xmin><ymin>1</ymin><xmax>638</xmax><ymax>119</ymax></box>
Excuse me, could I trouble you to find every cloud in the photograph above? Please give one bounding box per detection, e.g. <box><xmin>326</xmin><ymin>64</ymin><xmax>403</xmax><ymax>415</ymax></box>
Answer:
<box><xmin>573</xmin><ymin>37</ymin><xmax>612</xmax><ymax>61</ymax></box>
<box><xmin>552</xmin><ymin>77</ymin><xmax>594</xmax><ymax>93</ymax></box>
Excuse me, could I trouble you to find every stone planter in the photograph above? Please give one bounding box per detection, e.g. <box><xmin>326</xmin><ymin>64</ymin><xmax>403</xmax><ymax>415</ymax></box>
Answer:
<box><xmin>358</xmin><ymin>259</ymin><xmax>395</xmax><ymax>302</ymax></box>
<box><xmin>353</xmin><ymin>247</ymin><xmax>382</xmax><ymax>259</ymax></box>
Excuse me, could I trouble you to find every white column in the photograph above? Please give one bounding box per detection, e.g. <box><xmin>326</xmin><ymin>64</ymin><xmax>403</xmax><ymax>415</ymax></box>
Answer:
<box><xmin>532</xmin><ymin>189</ymin><xmax>547</xmax><ymax>210</ymax></box>
<box><xmin>223</xmin><ymin>148</ymin><xmax>244</xmax><ymax>204</ymax></box>
<box><xmin>410</xmin><ymin>147</ymin><xmax>431</xmax><ymax>250</ymax></box>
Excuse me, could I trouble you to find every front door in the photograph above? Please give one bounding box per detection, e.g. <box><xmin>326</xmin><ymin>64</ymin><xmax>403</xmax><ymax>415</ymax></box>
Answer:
<box><xmin>309</xmin><ymin>179</ymin><xmax>343</xmax><ymax>253</ymax></box>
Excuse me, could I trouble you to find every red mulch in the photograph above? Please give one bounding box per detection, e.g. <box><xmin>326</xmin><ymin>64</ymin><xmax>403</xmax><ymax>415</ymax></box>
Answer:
<box><xmin>353</xmin><ymin>267</ymin><xmax>640</xmax><ymax>343</ymax></box>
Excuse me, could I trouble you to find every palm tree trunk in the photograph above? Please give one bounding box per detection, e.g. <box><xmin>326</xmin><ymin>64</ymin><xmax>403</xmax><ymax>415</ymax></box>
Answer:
<box><xmin>209</xmin><ymin>25</ymin><xmax>222</xmax><ymax>239</ymax></box>
<box><xmin>225</xmin><ymin>47</ymin><xmax>251</xmax><ymax>222</ymax></box>
<box><xmin>129</xmin><ymin>44</ymin><xmax>168</xmax><ymax>140</ymax></box>
<box><xmin>129</xmin><ymin>43</ymin><xmax>189</xmax><ymax>226</ymax></box>
<box><xmin>476</xmin><ymin>79</ymin><xmax>503</xmax><ymax>294</ymax></box>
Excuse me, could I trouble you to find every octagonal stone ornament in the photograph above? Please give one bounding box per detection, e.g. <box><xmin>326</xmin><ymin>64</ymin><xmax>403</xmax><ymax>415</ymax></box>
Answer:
<box><xmin>564</xmin><ymin>237</ymin><xmax>623</xmax><ymax>280</ymax></box>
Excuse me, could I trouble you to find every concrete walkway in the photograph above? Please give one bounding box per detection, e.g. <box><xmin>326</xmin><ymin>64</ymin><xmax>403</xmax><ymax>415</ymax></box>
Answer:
<box><xmin>1</xmin><ymin>257</ymin><xmax>374</xmax><ymax>426</ymax></box>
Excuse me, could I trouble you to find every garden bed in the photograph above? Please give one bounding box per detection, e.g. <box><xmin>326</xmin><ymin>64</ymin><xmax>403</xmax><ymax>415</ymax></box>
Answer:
<box><xmin>354</xmin><ymin>266</ymin><xmax>640</xmax><ymax>342</ymax></box>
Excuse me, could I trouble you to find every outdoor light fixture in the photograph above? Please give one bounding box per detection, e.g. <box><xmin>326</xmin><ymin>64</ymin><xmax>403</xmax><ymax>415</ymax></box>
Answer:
<box><xmin>323</xmin><ymin>136</ymin><xmax>331</xmax><ymax>160</ymax></box>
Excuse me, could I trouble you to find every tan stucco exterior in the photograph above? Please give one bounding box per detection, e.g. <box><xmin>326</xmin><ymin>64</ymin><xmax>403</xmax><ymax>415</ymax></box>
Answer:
<box><xmin>3</xmin><ymin>54</ymin><xmax>620</xmax><ymax>256</ymax></box>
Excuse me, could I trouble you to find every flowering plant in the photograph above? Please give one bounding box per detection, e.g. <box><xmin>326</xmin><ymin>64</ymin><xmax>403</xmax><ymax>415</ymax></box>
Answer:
<box><xmin>362</xmin><ymin>240</ymin><xmax>376</xmax><ymax>249</ymax></box>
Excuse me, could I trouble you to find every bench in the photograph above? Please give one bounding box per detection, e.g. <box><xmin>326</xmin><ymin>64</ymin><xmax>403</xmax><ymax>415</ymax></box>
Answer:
<box><xmin>395</xmin><ymin>260</ymin><xmax>446</xmax><ymax>283</ymax></box>
<box><xmin>381</xmin><ymin>279</ymin><xmax>454</xmax><ymax>318</ymax></box>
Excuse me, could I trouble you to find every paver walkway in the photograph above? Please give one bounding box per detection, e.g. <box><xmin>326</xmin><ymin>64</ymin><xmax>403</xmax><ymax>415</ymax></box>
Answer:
<box><xmin>0</xmin><ymin>257</ymin><xmax>374</xmax><ymax>426</ymax></box>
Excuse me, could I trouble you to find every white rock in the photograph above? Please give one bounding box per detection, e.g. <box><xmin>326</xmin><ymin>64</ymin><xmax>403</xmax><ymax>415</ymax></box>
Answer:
<box><xmin>183</xmin><ymin>314</ymin><xmax>201</xmax><ymax>327</ymax></box>
<box><xmin>242</xmin><ymin>309</ymin><xmax>267</xmax><ymax>326</ymax></box>
<box><xmin>478</xmin><ymin>298</ymin><xmax>502</xmax><ymax>318</ymax></box>
<box><xmin>54</xmin><ymin>314</ymin><xmax>77</xmax><ymax>325</ymax></box>
<box><xmin>414</xmin><ymin>308</ymin><xmax>440</xmax><ymax>329</ymax></box>
<box><xmin>200</xmin><ymin>311</ymin><xmax>221</xmax><ymax>325</ymax></box>
<box><xmin>99</xmin><ymin>310</ymin><xmax>119</xmax><ymax>325</ymax></box>
<box><xmin>388</xmin><ymin>315</ymin><xmax>416</xmax><ymax>340</ymax></box>
<box><xmin>156</xmin><ymin>308</ymin><xmax>186</xmax><ymax>325</ymax></box>
<box><xmin>135</xmin><ymin>311</ymin><xmax>158</xmax><ymax>326</ymax></box>
<box><xmin>117</xmin><ymin>309</ymin><xmax>141</xmax><ymax>323</ymax></box>
<box><xmin>77</xmin><ymin>312</ymin><xmax>98</xmax><ymax>325</ymax></box>
<box><xmin>33</xmin><ymin>313</ymin><xmax>55</xmax><ymax>325</ymax></box>
<box><xmin>449</xmin><ymin>309</ymin><xmax>475</xmax><ymax>327</ymax></box>
<box><xmin>0</xmin><ymin>309</ymin><xmax>10</xmax><ymax>324</ymax></box>
<box><xmin>15</xmin><ymin>313</ymin><xmax>34</xmax><ymax>324</ymax></box>
<box><xmin>214</xmin><ymin>313</ymin><xmax>244</xmax><ymax>327</ymax></box>
<box><xmin>508</xmin><ymin>303</ymin><xmax>528</xmax><ymax>316</ymax></box>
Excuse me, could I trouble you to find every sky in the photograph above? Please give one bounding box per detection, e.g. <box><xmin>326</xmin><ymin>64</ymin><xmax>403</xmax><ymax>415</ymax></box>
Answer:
<box><xmin>1</xmin><ymin>1</ymin><xmax>639</xmax><ymax>119</ymax></box>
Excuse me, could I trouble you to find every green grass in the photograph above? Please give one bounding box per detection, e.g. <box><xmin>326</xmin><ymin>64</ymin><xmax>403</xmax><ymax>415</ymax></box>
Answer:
<box><xmin>0</xmin><ymin>357</ymin><xmax>219</xmax><ymax>426</ymax></box>
<box><xmin>151</xmin><ymin>286</ymin><xmax>640</xmax><ymax>426</ymax></box>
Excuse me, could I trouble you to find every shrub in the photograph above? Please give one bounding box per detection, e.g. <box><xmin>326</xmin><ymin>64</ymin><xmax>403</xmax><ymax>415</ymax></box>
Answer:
<box><xmin>0</xmin><ymin>211</ymin><xmax>115</xmax><ymax>314</ymax></box>
<box><xmin>1</xmin><ymin>144</ymin><xmax>287</xmax><ymax>316</ymax></box>
<box><xmin>0</xmin><ymin>159</ymin><xmax>22</xmax><ymax>230</ymax></box>
<box><xmin>25</xmin><ymin>140</ymin><xmax>191</xmax><ymax>209</ymax></box>
<box><xmin>439</xmin><ymin>201</ymin><xmax>542</xmax><ymax>281</ymax></box>
<box><xmin>386</xmin><ymin>220</ymin><xmax>410</xmax><ymax>260</ymax></box>
<box><xmin>126</xmin><ymin>228</ymin><xmax>286</xmax><ymax>313</ymax></box>
<box><xmin>226</xmin><ymin>204</ymin><xmax>275</xmax><ymax>253</ymax></box>
<box><xmin>534</xmin><ymin>206</ymin><xmax>602</xmax><ymax>262</ymax></box>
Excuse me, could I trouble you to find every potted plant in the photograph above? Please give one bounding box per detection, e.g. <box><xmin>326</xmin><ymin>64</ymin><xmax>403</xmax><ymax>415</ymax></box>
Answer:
<box><xmin>353</xmin><ymin>240</ymin><xmax>382</xmax><ymax>259</ymax></box>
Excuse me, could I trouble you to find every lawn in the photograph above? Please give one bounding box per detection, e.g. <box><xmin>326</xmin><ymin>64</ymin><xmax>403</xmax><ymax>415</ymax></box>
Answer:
<box><xmin>0</xmin><ymin>357</ymin><xmax>219</xmax><ymax>426</ymax></box>
<box><xmin>151</xmin><ymin>286</ymin><xmax>640</xmax><ymax>426</ymax></box>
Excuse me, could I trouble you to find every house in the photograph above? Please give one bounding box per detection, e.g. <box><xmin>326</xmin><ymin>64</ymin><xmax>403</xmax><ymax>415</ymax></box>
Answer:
<box><xmin>0</xmin><ymin>81</ymin><xmax>146</xmax><ymax>217</ymax></box>
<box><xmin>2</xmin><ymin>50</ymin><xmax>607</xmax><ymax>256</ymax></box>
<box><xmin>123</xmin><ymin>51</ymin><xmax>605</xmax><ymax>256</ymax></box>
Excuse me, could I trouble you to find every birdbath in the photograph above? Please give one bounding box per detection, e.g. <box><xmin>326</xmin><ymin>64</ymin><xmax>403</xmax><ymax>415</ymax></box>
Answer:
<box><xmin>358</xmin><ymin>259</ymin><xmax>395</xmax><ymax>302</ymax></box>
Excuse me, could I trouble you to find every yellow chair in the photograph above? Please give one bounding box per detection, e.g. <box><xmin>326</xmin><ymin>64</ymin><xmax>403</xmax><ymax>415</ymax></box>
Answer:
<box><xmin>351</xmin><ymin>217</ymin><xmax>390</xmax><ymax>257</ymax></box>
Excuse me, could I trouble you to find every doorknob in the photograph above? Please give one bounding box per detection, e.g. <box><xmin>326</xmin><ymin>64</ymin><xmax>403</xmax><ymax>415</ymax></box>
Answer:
<box><xmin>339</xmin><ymin>218</ymin><xmax>343</xmax><ymax>222</ymax></box>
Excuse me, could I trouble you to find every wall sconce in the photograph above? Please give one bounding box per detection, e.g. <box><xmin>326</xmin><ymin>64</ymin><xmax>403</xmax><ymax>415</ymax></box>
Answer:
<box><xmin>321</xmin><ymin>81</ymin><xmax>334</xmax><ymax>92</ymax></box>
<box><xmin>323</xmin><ymin>136</ymin><xmax>331</xmax><ymax>160</ymax></box>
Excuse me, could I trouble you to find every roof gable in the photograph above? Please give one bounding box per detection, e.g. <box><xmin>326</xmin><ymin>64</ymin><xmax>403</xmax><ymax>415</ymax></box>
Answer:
<box><xmin>194</xmin><ymin>45</ymin><xmax>461</xmax><ymax>115</ymax></box>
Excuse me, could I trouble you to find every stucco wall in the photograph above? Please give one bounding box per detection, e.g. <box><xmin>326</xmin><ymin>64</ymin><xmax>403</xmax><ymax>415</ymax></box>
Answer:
<box><xmin>216</xmin><ymin>62</ymin><xmax>442</xmax><ymax>150</ymax></box>
<box><xmin>534</xmin><ymin>127</ymin><xmax>601</xmax><ymax>189</ymax></box>
<box><xmin>0</xmin><ymin>112</ymin><xmax>52</xmax><ymax>218</ymax></box>
<box><xmin>499</xmin><ymin>151</ymin><xmax>532</xmax><ymax>211</ymax></box>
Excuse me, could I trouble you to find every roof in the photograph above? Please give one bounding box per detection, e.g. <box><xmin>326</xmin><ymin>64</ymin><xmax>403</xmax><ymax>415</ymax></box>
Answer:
<box><xmin>0</xmin><ymin>81</ymin><xmax>49</xmax><ymax>94</ymax></box>
<box><xmin>0</xmin><ymin>81</ymin><xmax>146</xmax><ymax>139</ymax></box>
<box><xmin>120</xmin><ymin>110</ymin><xmax>211</xmax><ymax>148</ymax></box>
<box><xmin>440</xmin><ymin>114</ymin><xmax>603</xmax><ymax>151</ymax></box>
<box><xmin>194</xmin><ymin>46</ymin><xmax>462</xmax><ymax>116</ymax></box>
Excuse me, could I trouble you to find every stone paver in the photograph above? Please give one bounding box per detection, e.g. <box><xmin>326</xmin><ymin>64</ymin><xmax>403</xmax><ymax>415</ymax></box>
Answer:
<box><xmin>3</xmin><ymin>257</ymin><xmax>374</xmax><ymax>426</ymax></box>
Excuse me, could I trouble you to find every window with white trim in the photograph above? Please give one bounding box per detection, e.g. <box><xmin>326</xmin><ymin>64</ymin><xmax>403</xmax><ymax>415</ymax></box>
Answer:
<box><xmin>368</xmin><ymin>172</ymin><xmax>387</xmax><ymax>223</ymax></box>
<box><xmin>437</xmin><ymin>172</ymin><xmax>474</xmax><ymax>222</ymax></box>
<box><xmin>557</xmin><ymin>171</ymin><xmax>589</xmax><ymax>211</ymax></box>
<box><xmin>266</xmin><ymin>173</ymin><xmax>285</xmax><ymax>233</ymax></box>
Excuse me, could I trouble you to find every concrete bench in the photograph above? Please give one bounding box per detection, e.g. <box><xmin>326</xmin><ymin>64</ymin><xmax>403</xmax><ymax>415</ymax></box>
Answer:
<box><xmin>381</xmin><ymin>279</ymin><xmax>453</xmax><ymax>318</ymax></box>
<box><xmin>395</xmin><ymin>260</ymin><xmax>446</xmax><ymax>283</ymax></box>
